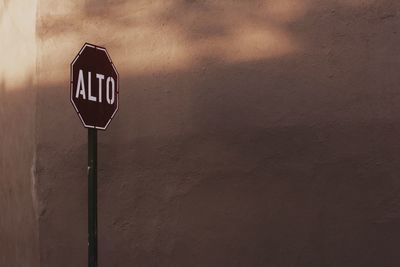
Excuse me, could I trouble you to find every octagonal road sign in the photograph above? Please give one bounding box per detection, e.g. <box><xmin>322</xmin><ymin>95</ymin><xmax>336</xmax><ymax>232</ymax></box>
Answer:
<box><xmin>70</xmin><ymin>43</ymin><xmax>119</xmax><ymax>130</ymax></box>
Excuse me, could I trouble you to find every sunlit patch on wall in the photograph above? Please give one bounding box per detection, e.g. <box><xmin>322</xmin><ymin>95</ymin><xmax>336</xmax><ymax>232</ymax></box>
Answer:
<box><xmin>36</xmin><ymin>0</ymin><xmax>303</xmax><ymax>86</ymax></box>
<box><xmin>0</xmin><ymin>0</ymin><xmax>37</xmax><ymax>91</ymax></box>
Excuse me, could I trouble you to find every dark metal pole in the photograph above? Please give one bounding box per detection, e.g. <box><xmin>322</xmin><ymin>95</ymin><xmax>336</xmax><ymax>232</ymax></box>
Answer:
<box><xmin>88</xmin><ymin>128</ymin><xmax>97</xmax><ymax>267</ymax></box>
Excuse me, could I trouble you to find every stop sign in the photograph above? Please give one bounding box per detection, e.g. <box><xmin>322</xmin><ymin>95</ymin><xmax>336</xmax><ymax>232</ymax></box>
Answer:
<box><xmin>70</xmin><ymin>43</ymin><xmax>119</xmax><ymax>130</ymax></box>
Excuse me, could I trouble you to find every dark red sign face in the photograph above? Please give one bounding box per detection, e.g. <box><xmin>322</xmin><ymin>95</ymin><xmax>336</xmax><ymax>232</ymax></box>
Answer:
<box><xmin>70</xmin><ymin>43</ymin><xmax>119</xmax><ymax>130</ymax></box>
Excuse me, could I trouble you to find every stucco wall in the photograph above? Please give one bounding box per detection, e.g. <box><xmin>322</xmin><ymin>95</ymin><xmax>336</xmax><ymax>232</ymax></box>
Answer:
<box><xmin>0</xmin><ymin>1</ymin><xmax>39</xmax><ymax>266</ymax></box>
<box><xmin>2</xmin><ymin>0</ymin><xmax>400</xmax><ymax>266</ymax></box>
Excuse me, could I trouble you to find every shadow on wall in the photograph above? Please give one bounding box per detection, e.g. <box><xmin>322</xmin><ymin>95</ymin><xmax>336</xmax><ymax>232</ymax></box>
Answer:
<box><xmin>7</xmin><ymin>0</ymin><xmax>400</xmax><ymax>266</ymax></box>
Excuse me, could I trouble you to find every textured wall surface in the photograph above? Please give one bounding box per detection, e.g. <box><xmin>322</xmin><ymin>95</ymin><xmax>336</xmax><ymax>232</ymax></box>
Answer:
<box><xmin>3</xmin><ymin>0</ymin><xmax>400</xmax><ymax>266</ymax></box>
<box><xmin>0</xmin><ymin>0</ymin><xmax>40</xmax><ymax>266</ymax></box>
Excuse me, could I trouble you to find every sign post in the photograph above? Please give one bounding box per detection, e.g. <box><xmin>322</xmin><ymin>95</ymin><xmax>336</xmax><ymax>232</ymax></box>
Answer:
<box><xmin>70</xmin><ymin>43</ymin><xmax>119</xmax><ymax>267</ymax></box>
<box><xmin>88</xmin><ymin>128</ymin><xmax>97</xmax><ymax>266</ymax></box>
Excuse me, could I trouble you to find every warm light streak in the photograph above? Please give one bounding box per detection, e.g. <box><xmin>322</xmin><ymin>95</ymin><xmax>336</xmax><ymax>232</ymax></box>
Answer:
<box><xmin>0</xmin><ymin>0</ymin><xmax>37</xmax><ymax>91</ymax></box>
<box><xmin>36</xmin><ymin>0</ymin><xmax>300</xmax><ymax>86</ymax></box>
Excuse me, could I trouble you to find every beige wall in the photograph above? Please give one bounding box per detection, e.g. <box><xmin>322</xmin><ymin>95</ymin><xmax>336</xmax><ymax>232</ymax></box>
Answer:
<box><xmin>3</xmin><ymin>0</ymin><xmax>400</xmax><ymax>266</ymax></box>
<box><xmin>0</xmin><ymin>0</ymin><xmax>39</xmax><ymax>266</ymax></box>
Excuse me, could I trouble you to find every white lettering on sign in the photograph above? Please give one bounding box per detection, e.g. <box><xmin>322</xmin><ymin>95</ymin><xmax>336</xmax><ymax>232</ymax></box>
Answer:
<box><xmin>106</xmin><ymin>77</ymin><xmax>115</xmax><ymax>105</ymax></box>
<box><xmin>96</xmin><ymin>74</ymin><xmax>104</xmax><ymax>103</ymax></box>
<box><xmin>75</xmin><ymin>69</ymin><xmax>115</xmax><ymax>104</ymax></box>
<box><xmin>76</xmin><ymin>69</ymin><xmax>86</xmax><ymax>99</ymax></box>
<box><xmin>88</xmin><ymin>72</ymin><xmax>96</xmax><ymax>102</ymax></box>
